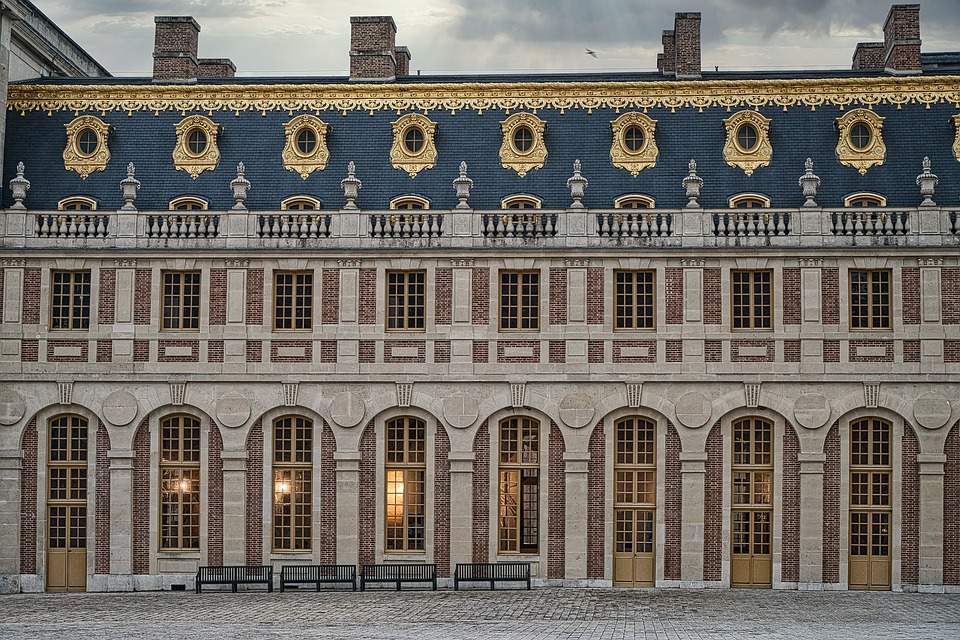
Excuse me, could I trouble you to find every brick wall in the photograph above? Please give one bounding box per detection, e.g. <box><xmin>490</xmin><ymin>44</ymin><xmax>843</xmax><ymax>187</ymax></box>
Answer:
<box><xmin>548</xmin><ymin>340</ymin><xmax>565</xmax><ymax>363</ymax></box>
<box><xmin>358</xmin><ymin>422</ymin><xmax>375</xmax><ymax>566</ymax></box>
<box><xmin>853</xmin><ymin>42</ymin><xmax>885</xmax><ymax>70</ymax></box>
<box><xmin>132</xmin><ymin>417</ymin><xmax>150</xmax><ymax>574</ymax></box>
<box><xmin>586</xmin><ymin>421</ymin><xmax>605</xmax><ymax>580</ymax></box>
<box><xmin>207</xmin><ymin>424</ymin><xmax>224</xmax><ymax>565</ymax></box>
<box><xmin>665</xmin><ymin>340</ymin><xmax>682</xmax><ymax>363</ymax></box>
<box><xmin>705</xmin><ymin>339</ymin><xmax>722</xmax><ymax>363</ymax></box>
<box><xmin>209</xmin><ymin>269</ymin><xmax>226</xmax><ymax>326</ymax></box>
<box><xmin>822</xmin><ymin>421</ymin><xmax>840</xmax><ymax>583</ymax></box>
<box><xmin>782</xmin><ymin>268</ymin><xmax>801</xmax><ymax>325</ymax></box>
<box><xmin>665</xmin><ymin>268</ymin><xmax>683</xmax><ymax>324</ymax></box>
<box><xmin>47</xmin><ymin>339</ymin><xmax>89</xmax><ymax>363</ymax></box>
<box><xmin>208</xmin><ymin>340</ymin><xmax>224</xmax><ymax>363</ymax></box>
<box><xmin>497</xmin><ymin>340</ymin><xmax>540</xmax><ymax>364</ymax></box>
<box><xmin>434</xmin><ymin>341</ymin><xmax>451</xmax><ymax>364</ymax></box>
<box><xmin>96</xmin><ymin>340</ymin><xmax>113</xmax><ymax>363</ymax></box>
<box><xmin>883</xmin><ymin>4</ymin><xmax>921</xmax><ymax>72</ymax></box>
<box><xmin>548</xmin><ymin>421</ymin><xmax>566</xmax><ymax>579</ymax></box>
<box><xmin>849</xmin><ymin>340</ymin><xmax>894</xmax><ymax>363</ymax></box>
<box><xmin>703</xmin><ymin>421</ymin><xmax>722</xmax><ymax>581</ymax></box>
<box><xmin>245</xmin><ymin>269</ymin><xmax>264</xmax><ymax>325</ymax></box>
<box><xmin>21</xmin><ymin>268</ymin><xmax>40</xmax><ymax>324</ymax></box>
<box><xmin>320</xmin><ymin>422</ymin><xmax>337</xmax><ymax>564</ymax></box>
<box><xmin>158</xmin><ymin>340</ymin><xmax>200</xmax><ymax>363</ymax></box>
<box><xmin>901</xmin><ymin>423</ymin><xmax>920</xmax><ymax>586</ymax></box>
<box><xmin>245</xmin><ymin>419</ymin><xmax>263</xmax><ymax>565</ymax></box>
<box><xmin>322</xmin><ymin>269</ymin><xmax>340</xmax><ymax>324</ymax></box>
<box><xmin>549</xmin><ymin>268</ymin><xmax>567</xmax><ymax>325</ymax></box>
<box><xmin>134</xmin><ymin>269</ymin><xmax>151</xmax><ymax>325</ymax></box>
<box><xmin>133</xmin><ymin>340</ymin><xmax>149</xmax><ymax>362</ymax></box>
<box><xmin>320</xmin><ymin>340</ymin><xmax>337</xmax><ymax>364</ymax></box>
<box><xmin>781</xmin><ymin>423</ymin><xmax>800</xmax><ymax>583</ymax></box>
<box><xmin>270</xmin><ymin>340</ymin><xmax>313</xmax><ymax>363</ymax></box>
<box><xmin>703</xmin><ymin>268</ymin><xmax>721</xmax><ymax>325</ymax></box>
<box><xmin>947</xmin><ymin>341</ymin><xmax>960</xmax><ymax>364</ymax></box>
<box><xmin>435</xmin><ymin>268</ymin><xmax>452</xmax><ymax>325</ymax></box>
<box><xmin>21</xmin><ymin>339</ymin><xmax>38</xmax><ymax>362</ymax></box>
<box><xmin>943</xmin><ymin>268</ymin><xmax>960</xmax><ymax>324</ymax></box>
<box><xmin>664</xmin><ymin>422</ymin><xmax>682</xmax><ymax>581</ymax></box>
<box><xmin>945</xmin><ymin>422</ymin><xmax>960</xmax><ymax>585</ymax></box>
<box><xmin>784</xmin><ymin>340</ymin><xmax>801</xmax><ymax>363</ymax></box>
<box><xmin>901</xmin><ymin>268</ymin><xmax>920</xmax><ymax>324</ymax></box>
<box><xmin>434</xmin><ymin>424</ymin><xmax>451</xmax><ymax>577</ymax></box>
<box><xmin>472</xmin><ymin>268</ymin><xmax>489</xmax><ymax>324</ymax></box>
<box><xmin>612</xmin><ymin>340</ymin><xmax>657</xmax><ymax>363</ymax></box>
<box><xmin>822</xmin><ymin>268</ymin><xmax>840</xmax><ymax>325</ymax></box>
<box><xmin>472</xmin><ymin>421</ymin><xmax>490</xmax><ymax>562</ymax></box>
<box><xmin>358</xmin><ymin>268</ymin><xmax>377</xmax><ymax>324</ymax></box>
<box><xmin>359</xmin><ymin>340</ymin><xmax>376</xmax><ymax>363</ymax></box>
<box><xmin>587</xmin><ymin>267</ymin><xmax>604</xmax><ymax>324</ymax></box>
<box><xmin>99</xmin><ymin>269</ymin><xmax>116</xmax><ymax>325</ymax></box>
<box><xmin>246</xmin><ymin>340</ymin><xmax>262</xmax><ymax>363</ymax></box>
<box><xmin>473</xmin><ymin>340</ymin><xmax>488</xmax><ymax>364</ymax></box>
<box><xmin>673</xmin><ymin>12</ymin><xmax>701</xmax><ymax>78</ymax></box>
<box><xmin>19</xmin><ymin>418</ymin><xmax>37</xmax><ymax>574</ymax></box>
<box><xmin>588</xmin><ymin>340</ymin><xmax>604</xmax><ymax>364</ymax></box>
<box><xmin>823</xmin><ymin>340</ymin><xmax>840</xmax><ymax>363</ymax></box>
<box><xmin>94</xmin><ymin>421</ymin><xmax>111</xmax><ymax>574</ymax></box>
<box><xmin>903</xmin><ymin>340</ymin><xmax>920</xmax><ymax>363</ymax></box>
<box><xmin>384</xmin><ymin>340</ymin><xmax>425</xmax><ymax>363</ymax></box>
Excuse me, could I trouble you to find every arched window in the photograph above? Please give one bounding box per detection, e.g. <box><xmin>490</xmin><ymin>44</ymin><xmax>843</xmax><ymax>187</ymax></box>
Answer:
<box><xmin>729</xmin><ymin>194</ymin><xmax>771</xmax><ymax>208</ymax></box>
<box><xmin>498</xmin><ymin>416</ymin><xmax>539</xmax><ymax>554</ymax></box>
<box><xmin>501</xmin><ymin>195</ymin><xmax>542</xmax><ymax>209</ymax></box>
<box><xmin>169</xmin><ymin>197</ymin><xmax>209</xmax><ymax>211</ymax></box>
<box><xmin>390</xmin><ymin>196</ymin><xmax>429</xmax><ymax>210</ymax></box>
<box><xmin>613</xmin><ymin>416</ymin><xmax>656</xmax><ymax>587</ymax></box>
<box><xmin>849</xmin><ymin>417</ymin><xmax>892</xmax><ymax>590</ymax></box>
<box><xmin>280</xmin><ymin>196</ymin><xmax>321</xmax><ymax>211</ymax></box>
<box><xmin>47</xmin><ymin>414</ymin><xmax>88</xmax><ymax>592</ymax></box>
<box><xmin>844</xmin><ymin>193</ymin><xmax>886</xmax><ymax>207</ymax></box>
<box><xmin>614</xmin><ymin>195</ymin><xmax>655</xmax><ymax>209</ymax></box>
<box><xmin>385</xmin><ymin>417</ymin><xmax>426</xmax><ymax>552</ymax></box>
<box><xmin>159</xmin><ymin>415</ymin><xmax>201</xmax><ymax>550</ymax></box>
<box><xmin>731</xmin><ymin>417</ymin><xmax>773</xmax><ymax>588</ymax></box>
<box><xmin>57</xmin><ymin>197</ymin><xmax>97</xmax><ymax>211</ymax></box>
<box><xmin>273</xmin><ymin>416</ymin><xmax>313</xmax><ymax>551</ymax></box>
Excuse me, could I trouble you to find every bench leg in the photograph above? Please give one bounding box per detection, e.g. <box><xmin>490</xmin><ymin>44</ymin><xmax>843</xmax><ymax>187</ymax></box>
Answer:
<box><xmin>396</xmin><ymin>581</ymin><xmax>401</xmax><ymax>591</ymax></box>
<box><xmin>490</xmin><ymin>580</ymin><xmax>496</xmax><ymax>590</ymax></box>
<box><xmin>268</xmin><ymin>581</ymin><xmax>273</xmax><ymax>593</ymax></box>
<box><xmin>360</xmin><ymin>579</ymin><xmax>365</xmax><ymax>592</ymax></box>
<box><xmin>432</xmin><ymin>579</ymin><xmax>437</xmax><ymax>591</ymax></box>
<box><xmin>232</xmin><ymin>582</ymin><xmax>238</xmax><ymax>593</ymax></box>
<box><xmin>196</xmin><ymin>583</ymin><xmax>201</xmax><ymax>594</ymax></box>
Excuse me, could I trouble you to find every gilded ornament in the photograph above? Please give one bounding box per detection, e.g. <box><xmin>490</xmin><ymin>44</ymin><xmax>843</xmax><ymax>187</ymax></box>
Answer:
<box><xmin>722</xmin><ymin>110</ymin><xmax>772</xmax><ymax>176</ymax></box>
<box><xmin>835</xmin><ymin>109</ymin><xmax>885</xmax><ymax>175</ymax></box>
<box><xmin>63</xmin><ymin>115</ymin><xmax>111</xmax><ymax>179</ymax></box>
<box><xmin>952</xmin><ymin>114</ymin><xmax>960</xmax><ymax>163</ymax></box>
<box><xmin>500</xmin><ymin>112</ymin><xmax>547</xmax><ymax>177</ymax></box>
<box><xmin>282</xmin><ymin>114</ymin><xmax>330</xmax><ymax>179</ymax></box>
<box><xmin>390</xmin><ymin>113</ymin><xmax>438</xmax><ymax>178</ymax></box>
<box><xmin>173</xmin><ymin>114</ymin><xmax>221</xmax><ymax>179</ymax></box>
<box><xmin>609</xmin><ymin>112</ymin><xmax>658</xmax><ymax>176</ymax></box>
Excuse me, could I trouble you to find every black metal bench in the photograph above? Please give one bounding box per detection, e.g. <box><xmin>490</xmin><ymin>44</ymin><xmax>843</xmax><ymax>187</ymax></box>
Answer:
<box><xmin>195</xmin><ymin>565</ymin><xmax>273</xmax><ymax>593</ymax></box>
<box><xmin>360</xmin><ymin>563</ymin><xmax>437</xmax><ymax>591</ymax></box>
<box><xmin>280</xmin><ymin>564</ymin><xmax>357</xmax><ymax>592</ymax></box>
<box><xmin>454</xmin><ymin>562</ymin><xmax>531</xmax><ymax>590</ymax></box>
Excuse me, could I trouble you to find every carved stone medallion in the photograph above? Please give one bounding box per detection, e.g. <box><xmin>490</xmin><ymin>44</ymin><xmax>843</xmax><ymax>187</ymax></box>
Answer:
<box><xmin>442</xmin><ymin>393</ymin><xmax>479</xmax><ymax>429</ymax></box>
<box><xmin>559</xmin><ymin>393</ymin><xmax>595</xmax><ymax>429</ymax></box>
<box><xmin>330</xmin><ymin>391</ymin><xmax>365</xmax><ymax>428</ymax></box>
<box><xmin>793</xmin><ymin>393</ymin><xmax>831</xmax><ymax>430</ymax></box>
<box><xmin>0</xmin><ymin>389</ymin><xmax>26</xmax><ymax>426</ymax></box>
<box><xmin>102</xmin><ymin>390</ymin><xmax>139</xmax><ymax>426</ymax></box>
<box><xmin>675</xmin><ymin>392</ymin><xmax>711</xmax><ymax>429</ymax></box>
<box><xmin>913</xmin><ymin>393</ymin><xmax>952</xmax><ymax>430</ymax></box>
<box><xmin>216</xmin><ymin>392</ymin><xmax>251</xmax><ymax>428</ymax></box>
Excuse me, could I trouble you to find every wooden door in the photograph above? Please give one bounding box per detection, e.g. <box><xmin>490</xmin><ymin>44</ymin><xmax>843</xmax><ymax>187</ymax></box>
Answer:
<box><xmin>849</xmin><ymin>511</ymin><xmax>891</xmax><ymax>590</ymax></box>
<box><xmin>46</xmin><ymin>415</ymin><xmax>88</xmax><ymax>592</ymax></box>
<box><xmin>614</xmin><ymin>508</ymin><xmax>655</xmax><ymax>586</ymax></box>
<box><xmin>731</xmin><ymin>509</ymin><xmax>772</xmax><ymax>588</ymax></box>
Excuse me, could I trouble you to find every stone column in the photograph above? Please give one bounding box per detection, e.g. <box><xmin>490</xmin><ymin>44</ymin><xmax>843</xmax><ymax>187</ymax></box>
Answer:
<box><xmin>335</xmin><ymin>451</ymin><xmax>361</xmax><ymax>565</ymax></box>
<box><xmin>918</xmin><ymin>453</ymin><xmax>946</xmax><ymax>591</ymax></box>
<box><xmin>220</xmin><ymin>450</ymin><xmax>247</xmax><ymax>565</ymax></box>
<box><xmin>447</xmin><ymin>452</ymin><xmax>475</xmax><ymax>565</ymax></box>
<box><xmin>107</xmin><ymin>450</ymin><xmax>135</xmax><ymax>582</ymax></box>
<box><xmin>798</xmin><ymin>452</ymin><xmax>825</xmax><ymax>587</ymax></box>
<box><xmin>563</xmin><ymin>451</ymin><xmax>590</xmax><ymax>581</ymax></box>
<box><xmin>0</xmin><ymin>449</ymin><xmax>22</xmax><ymax>594</ymax></box>
<box><xmin>679</xmin><ymin>451</ymin><xmax>707</xmax><ymax>584</ymax></box>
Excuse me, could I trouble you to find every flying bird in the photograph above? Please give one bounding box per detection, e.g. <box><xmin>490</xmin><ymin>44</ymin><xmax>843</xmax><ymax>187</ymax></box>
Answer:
<box><xmin>585</xmin><ymin>48</ymin><xmax>598</xmax><ymax>59</ymax></box>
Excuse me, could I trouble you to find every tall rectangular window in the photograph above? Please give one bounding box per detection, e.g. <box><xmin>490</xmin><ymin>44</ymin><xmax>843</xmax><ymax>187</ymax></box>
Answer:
<box><xmin>274</xmin><ymin>271</ymin><xmax>313</xmax><ymax>331</ymax></box>
<box><xmin>731</xmin><ymin>270</ymin><xmax>772</xmax><ymax>329</ymax></box>
<box><xmin>615</xmin><ymin>270</ymin><xmax>655</xmax><ymax>330</ymax></box>
<box><xmin>50</xmin><ymin>270</ymin><xmax>91</xmax><ymax>330</ymax></box>
<box><xmin>273</xmin><ymin>416</ymin><xmax>312</xmax><ymax>551</ymax></box>
<box><xmin>160</xmin><ymin>415</ymin><xmax>201</xmax><ymax>550</ymax></box>
<box><xmin>499</xmin><ymin>270</ymin><xmax>540</xmax><ymax>331</ymax></box>
<box><xmin>386</xmin><ymin>271</ymin><xmax>426</xmax><ymax>331</ymax></box>
<box><xmin>385</xmin><ymin>417</ymin><xmax>425</xmax><ymax>552</ymax></box>
<box><xmin>850</xmin><ymin>270</ymin><xmax>891</xmax><ymax>329</ymax></box>
<box><xmin>499</xmin><ymin>417</ymin><xmax>539</xmax><ymax>554</ymax></box>
<box><xmin>162</xmin><ymin>271</ymin><xmax>201</xmax><ymax>331</ymax></box>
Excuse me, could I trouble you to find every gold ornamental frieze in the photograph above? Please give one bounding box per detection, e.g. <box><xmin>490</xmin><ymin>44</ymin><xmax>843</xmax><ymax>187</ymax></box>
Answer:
<box><xmin>610</xmin><ymin>112</ymin><xmax>659</xmax><ymax>176</ymax></box>
<box><xmin>390</xmin><ymin>113</ymin><xmax>438</xmax><ymax>178</ymax></box>
<box><xmin>63</xmin><ymin>115</ymin><xmax>111</xmax><ymax>179</ymax></box>
<box><xmin>282</xmin><ymin>114</ymin><xmax>330</xmax><ymax>179</ymax></box>
<box><xmin>722</xmin><ymin>110</ymin><xmax>773</xmax><ymax>176</ymax></box>
<box><xmin>8</xmin><ymin>76</ymin><xmax>960</xmax><ymax>116</ymax></box>
<box><xmin>835</xmin><ymin>108</ymin><xmax>885</xmax><ymax>175</ymax></box>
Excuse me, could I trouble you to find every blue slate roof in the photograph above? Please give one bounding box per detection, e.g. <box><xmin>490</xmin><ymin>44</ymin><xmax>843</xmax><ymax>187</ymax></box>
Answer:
<box><xmin>5</xmin><ymin>70</ymin><xmax>960</xmax><ymax>211</ymax></box>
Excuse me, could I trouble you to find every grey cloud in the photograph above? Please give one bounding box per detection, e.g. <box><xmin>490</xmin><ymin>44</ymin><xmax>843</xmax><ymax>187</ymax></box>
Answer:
<box><xmin>43</xmin><ymin>0</ymin><xmax>281</xmax><ymax>20</ymax></box>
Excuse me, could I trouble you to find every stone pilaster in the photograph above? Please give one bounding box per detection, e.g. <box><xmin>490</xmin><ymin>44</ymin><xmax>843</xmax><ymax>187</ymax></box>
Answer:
<box><xmin>447</xmin><ymin>452</ymin><xmax>474</xmax><ymax>566</ymax></box>
<box><xmin>335</xmin><ymin>451</ymin><xmax>361</xmax><ymax>565</ymax></box>
<box><xmin>918</xmin><ymin>453</ymin><xmax>946</xmax><ymax>591</ymax></box>
<box><xmin>0</xmin><ymin>449</ymin><xmax>22</xmax><ymax>593</ymax></box>
<box><xmin>220</xmin><ymin>450</ymin><xmax>247</xmax><ymax>565</ymax></box>
<box><xmin>798</xmin><ymin>452</ymin><xmax>825</xmax><ymax>587</ymax></box>
<box><xmin>563</xmin><ymin>451</ymin><xmax>590</xmax><ymax>580</ymax></box>
<box><xmin>107</xmin><ymin>450</ymin><xmax>135</xmax><ymax>577</ymax></box>
<box><xmin>679</xmin><ymin>451</ymin><xmax>707</xmax><ymax>584</ymax></box>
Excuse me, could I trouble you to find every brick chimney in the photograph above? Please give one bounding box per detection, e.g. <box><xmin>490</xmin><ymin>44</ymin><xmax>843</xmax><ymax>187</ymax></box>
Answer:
<box><xmin>883</xmin><ymin>4</ymin><xmax>921</xmax><ymax>74</ymax></box>
<box><xmin>660</xmin><ymin>30</ymin><xmax>676</xmax><ymax>75</ymax></box>
<box><xmin>349</xmin><ymin>16</ymin><xmax>411</xmax><ymax>81</ymax></box>
<box><xmin>153</xmin><ymin>17</ymin><xmax>200</xmax><ymax>81</ymax></box>
<box><xmin>659</xmin><ymin>14</ymin><xmax>700</xmax><ymax>79</ymax></box>
<box><xmin>198</xmin><ymin>58</ymin><xmax>237</xmax><ymax>78</ymax></box>
<box><xmin>852</xmin><ymin>42</ymin><xmax>885</xmax><ymax>70</ymax></box>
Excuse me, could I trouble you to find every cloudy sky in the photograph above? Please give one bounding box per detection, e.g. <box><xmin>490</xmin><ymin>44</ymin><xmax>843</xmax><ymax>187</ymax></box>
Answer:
<box><xmin>36</xmin><ymin>0</ymin><xmax>960</xmax><ymax>76</ymax></box>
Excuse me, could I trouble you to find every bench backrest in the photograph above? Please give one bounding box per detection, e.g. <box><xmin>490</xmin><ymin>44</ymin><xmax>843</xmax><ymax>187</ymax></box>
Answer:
<box><xmin>361</xmin><ymin>564</ymin><xmax>436</xmax><ymax>580</ymax></box>
<box><xmin>281</xmin><ymin>565</ymin><xmax>355</xmax><ymax>581</ymax></box>
<box><xmin>456</xmin><ymin>562</ymin><xmax>531</xmax><ymax>580</ymax></box>
<box><xmin>197</xmin><ymin>565</ymin><xmax>272</xmax><ymax>581</ymax></box>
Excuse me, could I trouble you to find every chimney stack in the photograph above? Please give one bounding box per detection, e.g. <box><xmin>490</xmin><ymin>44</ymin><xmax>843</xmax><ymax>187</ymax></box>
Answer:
<box><xmin>659</xmin><ymin>13</ymin><xmax>701</xmax><ymax>79</ymax></box>
<box><xmin>153</xmin><ymin>17</ymin><xmax>236</xmax><ymax>81</ymax></box>
<box><xmin>882</xmin><ymin>4</ymin><xmax>921</xmax><ymax>74</ymax></box>
<box><xmin>350</xmin><ymin>16</ymin><xmax>411</xmax><ymax>81</ymax></box>
<box><xmin>660</xmin><ymin>30</ymin><xmax>676</xmax><ymax>75</ymax></box>
<box><xmin>852</xmin><ymin>42</ymin><xmax>885</xmax><ymax>70</ymax></box>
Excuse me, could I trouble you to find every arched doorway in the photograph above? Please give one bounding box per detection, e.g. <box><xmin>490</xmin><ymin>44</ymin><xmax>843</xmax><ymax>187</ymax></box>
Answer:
<box><xmin>613</xmin><ymin>416</ymin><xmax>656</xmax><ymax>586</ymax></box>
<box><xmin>46</xmin><ymin>414</ymin><xmax>88</xmax><ymax>592</ymax></box>
<box><xmin>731</xmin><ymin>417</ymin><xmax>773</xmax><ymax>588</ymax></box>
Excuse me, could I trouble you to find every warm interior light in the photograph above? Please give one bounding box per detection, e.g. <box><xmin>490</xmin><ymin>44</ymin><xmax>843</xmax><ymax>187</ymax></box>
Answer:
<box><xmin>179</xmin><ymin>478</ymin><xmax>191</xmax><ymax>493</ymax></box>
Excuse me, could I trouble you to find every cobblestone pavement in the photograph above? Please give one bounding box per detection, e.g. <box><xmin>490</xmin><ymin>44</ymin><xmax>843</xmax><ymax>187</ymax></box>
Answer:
<box><xmin>1</xmin><ymin>588</ymin><xmax>958</xmax><ymax>639</ymax></box>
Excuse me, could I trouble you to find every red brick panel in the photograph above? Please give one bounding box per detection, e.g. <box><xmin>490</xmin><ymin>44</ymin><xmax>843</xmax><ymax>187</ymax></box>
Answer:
<box><xmin>320</xmin><ymin>422</ymin><xmax>337</xmax><ymax>564</ymax></box>
<box><xmin>21</xmin><ymin>339</ymin><xmax>39</xmax><ymax>362</ymax></box>
<box><xmin>548</xmin><ymin>340</ymin><xmax>565</xmax><ymax>363</ymax></box>
<box><xmin>848</xmin><ymin>340</ymin><xmax>894</xmax><ymax>363</ymax></box>
<box><xmin>95</xmin><ymin>421</ymin><xmax>111</xmax><ymax>574</ymax></box>
<box><xmin>781</xmin><ymin>423</ymin><xmax>800</xmax><ymax>583</ymax></box>
<box><xmin>784</xmin><ymin>340</ymin><xmax>801</xmax><ymax>363</ymax></box>
<box><xmin>358</xmin><ymin>268</ymin><xmax>377</xmax><ymax>324</ymax></box>
<box><xmin>47</xmin><ymin>339</ymin><xmax>89</xmax><ymax>363</ymax></box>
<box><xmin>134</xmin><ymin>269</ymin><xmax>152</xmax><ymax>325</ymax></box>
<box><xmin>21</xmin><ymin>268</ymin><xmax>40</xmax><ymax>324</ymax></box>
<box><xmin>132</xmin><ymin>418</ymin><xmax>150</xmax><ymax>574</ymax></box>
<box><xmin>434</xmin><ymin>425</ymin><xmax>451</xmax><ymax>578</ymax></box>
<box><xmin>472</xmin><ymin>421</ymin><xmax>490</xmax><ymax>563</ymax></box>
<box><xmin>133</xmin><ymin>340</ymin><xmax>150</xmax><ymax>362</ymax></box>
<box><xmin>322</xmin><ymin>269</ymin><xmax>340</xmax><ymax>324</ymax></box>
<box><xmin>497</xmin><ymin>340</ymin><xmax>540</xmax><ymax>364</ymax></box>
<box><xmin>822</xmin><ymin>268</ymin><xmax>840</xmax><ymax>325</ymax></box>
<box><xmin>703</xmin><ymin>268</ymin><xmax>722</xmax><ymax>325</ymax></box>
<box><xmin>782</xmin><ymin>268</ymin><xmax>801</xmax><ymax>325</ymax></box>
<box><xmin>246</xmin><ymin>340</ymin><xmax>262</xmax><ymax>363</ymax></box>
<box><xmin>472</xmin><ymin>268</ymin><xmax>490</xmax><ymax>325</ymax></box>
<box><xmin>158</xmin><ymin>340</ymin><xmax>200</xmax><ymax>363</ymax></box>
<box><xmin>947</xmin><ymin>341</ymin><xmax>960</xmax><ymax>363</ymax></box>
<box><xmin>587</xmin><ymin>267</ymin><xmax>604</xmax><ymax>325</ymax></box>
<box><xmin>207</xmin><ymin>424</ymin><xmax>224</xmax><ymax>565</ymax></box>
<box><xmin>270</xmin><ymin>340</ymin><xmax>313</xmax><ymax>364</ymax></box>
<box><xmin>901</xmin><ymin>268</ymin><xmax>920</xmax><ymax>325</ymax></box>
<box><xmin>944</xmin><ymin>422</ymin><xmax>960</xmax><ymax>585</ymax></box>
<box><xmin>96</xmin><ymin>340</ymin><xmax>113</xmax><ymax>363</ymax></box>
<box><xmin>209</xmin><ymin>269</ymin><xmax>227</xmax><ymax>326</ymax></box>
<box><xmin>207</xmin><ymin>340</ymin><xmax>224</xmax><ymax>363</ymax></box>
<box><xmin>358</xmin><ymin>422</ymin><xmax>376</xmax><ymax>566</ymax></box>
<box><xmin>245</xmin><ymin>269</ymin><xmax>264</xmax><ymax>326</ymax></box>
<box><xmin>245</xmin><ymin>419</ymin><xmax>263</xmax><ymax>565</ymax></box>
<box><xmin>612</xmin><ymin>340</ymin><xmax>657</xmax><ymax>363</ymax></box>
<box><xmin>943</xmin><ymin>268</ymin><xmax>960</xmax><ymax>324</ymax></box>
<box><xmin>731</xmin><ymin>339</ymin><xmax>774</xmax><ymax>363</ymax></box>
<box><xmin>823</xmin><ymin>340</ymin><xmax>840</xmax><ymax>363</ymax></box>
<box><xmin>705</xmin><ymin>340</ymin><xmax>722</xmax><ymax>363</ymax></box>
<box><xmin>703</xmin><ymin>422</ymin><xmax>722</xmax><ymax>581</ymax></box>
<box><xmin>665</xmin><ymin>340</ymin><xmax>682</xmax><ymax>363</ymax></box>
<box><xmin>320</xmin><ymin>340</ymin><xmax>337</xmax><ymax>364</ymax></box>
<box><xmin>549</xmin><ymin>268</ymin><xmax>567</xmax><ymax>326</ymax></box>
<box><xmin>473</xmin><ymin>340</ymin><xmax>488</xmax><ymax>364</ymax></box>
<box><xmin>434</xmin><ymin>340</ymin><xmax>451</xmax><ymax>364</ymax></box>
<box><xmin>664</xmin><ymin>423</ymin><xmax>682</xmax><ymax>581</ymax></box>
<box><xmin>588</xmin><ymin>340</ymin><xmax>604</xmax><ymax>364</ymax></box>
<box><xmin>548</xmin><ymin>421</ymin><xmax>566</xmax><ymax>580</ymax></box>
<box><xmin>822</xmin><ymin>422</ymin><xmax>840</xmax><ymax>583</ymax></box>
<box><xmin>903</xmin><ymin>340</ymin><xmax>920</xmax><ymax>363</ymax></box>
<box><xmin>359</xmin><ymin>340</ymin><xmax>376</xmax><ymax>363</ymax></box>
<box><xmin>384</xmin><ymin>340</ymin><xmax>426</xmax><ymax>364</ymax></box>
<box><xmin>19</xmin><ymin>418</ymin><xmax>38</xmax><ymax>574</ymax></box>
<box><xmin>435</xmin><ymin>268</ymin><xmax>452</xmax><ymax>325</ymax></box>
<box><xmin>99</xmin><ymin>269</ymin><xmax>116</xmax><ymax>325</ymax></box>
<box><xmin>665</xmin><ymin>268</ymin><xmax>683</xmax><ymax>325</ymax></box>
<box><xmin>901</xmin><ymin>424</ymin><xmax>920</xmax><ymax>585</ymax></box>
<box><xmin>586</xmin><ymin>421</ymin><xmax>605</xmax><ymax>580</ymax></box>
